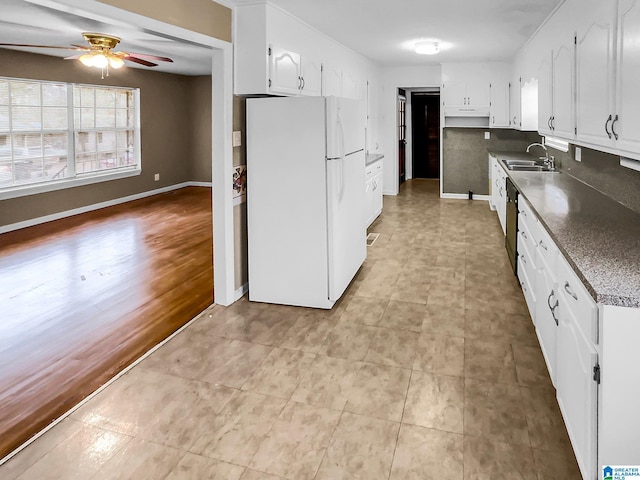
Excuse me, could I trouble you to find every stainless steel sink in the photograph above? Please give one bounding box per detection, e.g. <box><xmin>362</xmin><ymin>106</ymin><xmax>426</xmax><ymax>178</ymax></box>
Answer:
<box><xmin>507</xmin><ymin>164</ymin><xmax>556</xmax><ymax>172</ymax></box>
<box><xmin>503</xmin><ymin>159</ymin><xmax>538</xmax><ymax>166</ymax></box>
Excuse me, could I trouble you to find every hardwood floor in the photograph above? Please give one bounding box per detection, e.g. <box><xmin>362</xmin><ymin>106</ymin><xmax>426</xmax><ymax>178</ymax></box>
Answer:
<box><xmin>0</xmin><ymin>187</ymin><xmax>213</xmax><ymax>460</ymax></box>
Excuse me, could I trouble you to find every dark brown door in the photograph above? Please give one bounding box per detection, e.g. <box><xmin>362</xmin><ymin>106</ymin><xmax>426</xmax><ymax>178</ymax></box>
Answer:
<box><xmin>411</xmin><ymin>92</ymin><xmax>440</xmax><ymax>179</ymax></box>
<box><xmin>398</xmin><ymin>91</ymin><xmax>407</xmax><ymax>184</ymax></box>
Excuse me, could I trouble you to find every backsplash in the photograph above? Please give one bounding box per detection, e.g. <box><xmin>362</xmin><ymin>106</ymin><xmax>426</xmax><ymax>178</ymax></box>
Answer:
<box><xmin>442</xmin><ymin>128</ymin><xmax>540</xmax><ymax>196</ymax></box>
<box><xmin>551</xmin><ymin>145</ymin><xmax>640</xmax><ymax>215</ymax></box>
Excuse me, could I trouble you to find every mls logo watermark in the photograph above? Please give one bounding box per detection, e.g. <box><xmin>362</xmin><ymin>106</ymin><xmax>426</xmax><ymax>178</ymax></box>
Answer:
<box><xmin>604</xmin><ymin>466</ymin><xmax>640</xmax><ymax>480</ymax></box>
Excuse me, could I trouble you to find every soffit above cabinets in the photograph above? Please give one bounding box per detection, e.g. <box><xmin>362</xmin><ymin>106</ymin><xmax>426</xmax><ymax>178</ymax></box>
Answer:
<box><xmin>0</xmin><ymin>0</ymin><xmax>213</xmax><ymax>76</ymax></box>
<box><xmin>230</xmin><ymin>0</ymin><xmax>564</xmax><ymax>66</ymax></box>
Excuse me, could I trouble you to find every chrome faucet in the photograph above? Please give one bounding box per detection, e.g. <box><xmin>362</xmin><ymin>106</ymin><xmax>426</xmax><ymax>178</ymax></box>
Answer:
<box><xmin>526</xmin><ymin>142</ymin><xmax>549</xmax><ymax>162</ymax></box>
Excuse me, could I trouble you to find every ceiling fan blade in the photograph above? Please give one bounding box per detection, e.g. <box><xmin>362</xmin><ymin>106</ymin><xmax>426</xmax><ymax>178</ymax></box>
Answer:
<box><xmin>124</xmin><ymin>52</ymin><xmax>173</xmax><ymax>63</ymax></box>
<box><xmin>70</xmin><ymin>44</ymin><xmax>91</xmax><ymax>50</ymax></box>
<box><xmin>0</xmin><ymin>43</ymin><xmax>86</xmax><ymax>50</ymax></box>
<box><xmin>123</xmin><ymin>55</ymin><xmax>158</xmax><ymax>67</ymax></box>
<box><xmin>64</xmin><ymin>54</ymin><xmax>84</xmax><ymax>60</ymax></box>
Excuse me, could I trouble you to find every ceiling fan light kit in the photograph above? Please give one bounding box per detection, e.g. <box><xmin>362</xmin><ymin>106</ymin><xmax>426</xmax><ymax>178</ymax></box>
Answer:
<box><xmin>0</xmin><ymin>31</ymin><xmax>173</xmax><ymax>78</ymax></box>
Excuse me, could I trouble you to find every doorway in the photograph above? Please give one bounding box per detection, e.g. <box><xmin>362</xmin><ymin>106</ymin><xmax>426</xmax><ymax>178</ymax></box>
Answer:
<box><xmin>398</xmin><ymin>89</ymin><xmax>407</xmax><ymax>185</ymax></box>
<box><xmin>411</xmin><ymin>92</ymin><xmax>440</xmax><ymax>179</ymax></box>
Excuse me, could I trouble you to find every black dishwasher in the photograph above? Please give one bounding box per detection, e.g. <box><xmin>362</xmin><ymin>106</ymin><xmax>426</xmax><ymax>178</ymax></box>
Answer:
<box><xmin>505</xmin><ymin>177</ymin><xmax>519</xmax><ymax>275</ymax></box>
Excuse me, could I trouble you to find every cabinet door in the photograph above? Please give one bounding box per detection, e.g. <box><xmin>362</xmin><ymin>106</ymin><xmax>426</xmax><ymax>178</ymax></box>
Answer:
<box><xmin>300</xmin><ymin>56</ymin><xmax>322</xmax><ymax>97</ymax></box>
<box><xmin>576</xmin><ymin>1</ymin><xmax>616</xmax><ymax>146</ymax></box>
<box><xmin>511</xmin><ymin>75</ymin><xmax>521</xmax><ymax>129</ymax></box>
<box><xmin>538</xmin><ymin>54</ymin><xmax>553</xmax><ymax>136</ymax></box>
<box><xmin>556</xmin><ymin>296</ymin><xmax>598</xmax><ymax>480</ymax></box>
<box><xmin>535</xmin><ymin>263</ymin><xmax>559</xmax><ymax>387</ymax></box>
<box><xmin>466</xmin><ymin>80</ymin><xmax>490</xmax><ymax>107</ymax></box>
<box><xmin>552</xmin><ymin>40</ymin><xmax>575</xmax><ymax>139</ymax></box>
<box><xmin>373</xmin><ymin>173</ymin><xmax>383</xmax><ymax>218</ymax></box>
<box><xmin>342</xmin><ymin>71</ymin><xmax>358</xmax><ymax>99</ymax></box>
<box><xmin>615</xmin><ymin>0</ymin><xmax>640</xmax><ymax>153</ymax></box>
<box><xmin>443</xmin><ymin>80</ymin><xmax>467</xmax><ymax>106</ymax></box>
<box><xmin>496</xmin><ymin>169</ymin><xmax>507</xmax><ymax>234</ymax></box>
<box><xmin>521</xmin><ymin>77</ymin><xmax>539</xmax><ymax>131</ymax></box>
<box><xmin>490</xmin><ymin>81</ymin><xmax>510</xmax><ymax>127</ymax></box>
<box><xmin>269</xmin><ymin>45</ymin><xmax>301</xmax><ymax>95</ymax></box>
<box><xmin>323</xmin><ymin>66</ymin><xmax>342</xmax><ymax>97</ymax></box>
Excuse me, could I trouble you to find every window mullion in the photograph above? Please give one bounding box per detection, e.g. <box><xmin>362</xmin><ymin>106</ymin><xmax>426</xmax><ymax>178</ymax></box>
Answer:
<box><xmin>67</xmin><ymin>84</ymin><xmax>76</xmax><ymax>178</ymax></box>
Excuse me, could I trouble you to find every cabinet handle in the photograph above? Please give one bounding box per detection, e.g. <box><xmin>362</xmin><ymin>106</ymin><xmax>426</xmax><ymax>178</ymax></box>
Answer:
<box><xmin>520</xmin><ymin>230</ymin><xmax>528</xmax><ymax>240</ymax></box>
<box><xmin>521</xmin><ymin>281</ymin><xmax>527</xmax><ymax>293</ymax></box>
<box><xmin>551</xmin><ymin>116</ymin><xmax>555</xmax><ymax>130</ymax></box>
<box><xmin>539</xmin><ymin>239</ymin><xmax>548</xmax><ymax>251</ymax></box>
<box><xmin>519</xmin><ymin>209</ymin><xmax>526</xmax><ymax>217</ymax></box>
<box><xmin>301</xmin><ymin>77</ymin><xmax>305</xmax><ymax>90</ymax></box>
<box><xmin>520</xmin><ymin>254</ymin><xmax>526</xmax><ymax>264</ymax></box>
<box><xmin>548</xmin><ymin>117</ymin><xmax>552</xmax><ymax>129</ymax></box>
<box><xmin>564</xmin><ymin>281</ymin><xmax>578</xmax><ymax>301</ymax></box>
<box><xmin>513</xmin><ymin>116</ymin><xmax>517</xmax><ymax>125</ymax></box>
<box><xmin>611</xmin><ymin>114</ymin><xmax>619</xmax><ymax>140</ymax></box>
<box><xmin>547</xmin><ymin>290</ymin><xmax>559</xmax><ymax>325</ymax></box>
<box><xmin>605</xmin><ymin>114</ymin><xmax>612</xmax><ymax>139</ymax></box>
<box><xmin>493</xmin><ymin>116</ymin><xmax>495</xmax><ymax>124</ymax></box>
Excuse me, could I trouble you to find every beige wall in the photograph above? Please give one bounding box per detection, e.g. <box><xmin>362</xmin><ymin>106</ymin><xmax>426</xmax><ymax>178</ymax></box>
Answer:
<box><xmin>0</xmin><ymin>49</ymin><xmax>211</xmax><ymax>227</ymax></box>
<box><xmin>190</xmin><ymin>76</ymin><xmax>213</xmax><ymax>182</ymax></box>
<box><xmin>97</xmin><ymin>0</ymin><xmax>231</xmax><ymax>43</ymax></box>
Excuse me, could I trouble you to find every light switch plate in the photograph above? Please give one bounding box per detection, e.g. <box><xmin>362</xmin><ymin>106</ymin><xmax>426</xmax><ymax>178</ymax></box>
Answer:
<box><xmin>232</xmin><ymin>131</ymin><xmax>242</xmax><ymax>147</ymax></box>
<box><xmin>484</xmin><ymin>132</ymin><xmax>490</xmax><ymax>140</ymax></box>
<box><xmin>575</xmin><ymin>146</ymin><xmax>582</xmax><ymax>162</ymax></box>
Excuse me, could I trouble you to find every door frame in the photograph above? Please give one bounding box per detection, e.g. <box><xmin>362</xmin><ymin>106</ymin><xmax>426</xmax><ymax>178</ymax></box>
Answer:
<box><xmin>29</xmin><ymin>0</ymin><xmax>236</xmax><ymax>306</ymax></box>
<box><xmin>408</xmin><ymin>89</ymin><xmax>441</xmax><ymax>180</ymax></box>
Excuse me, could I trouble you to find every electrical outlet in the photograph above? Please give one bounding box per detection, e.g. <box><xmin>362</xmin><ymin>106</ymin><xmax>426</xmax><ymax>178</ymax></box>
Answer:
<box><xmin>484</xmin><ymin>132</ymin><xmax>490</xmax><ymax>140</ymax></box>
<box><xmin>232</xmin><ymin>131</ymin><xmax>242</xmax><ymax>147</ymax></box>
<box><xmin>154</xmin><ymin>173</ymin><xmax>160</xmax><ymax>181</ymax></box>
<box><xmin>575</xmin><ymin>146</ymin><xmax>582</xmax><ymax>162</ymax></box>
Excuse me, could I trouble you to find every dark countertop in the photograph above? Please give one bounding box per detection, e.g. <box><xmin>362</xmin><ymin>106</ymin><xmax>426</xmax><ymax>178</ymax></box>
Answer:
<box><xmin>366</xmin><ymin>153</ymin><xmax>384</xmax><ymax>166</ymax></box>
<box><xmin>490</xmin><ymin>151</ymin><xmax>640</xmax><ymax>308</ymax></box>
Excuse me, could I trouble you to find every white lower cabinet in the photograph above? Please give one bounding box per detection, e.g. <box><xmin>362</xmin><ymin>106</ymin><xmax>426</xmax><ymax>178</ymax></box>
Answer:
<box><xmin>535</xmin><ymin>255</ymin><xmax>559</xmax><ymax>387</ymax></box>
<box><xmin>365</xmin><ymin>160</ymin><xmax>383</xmax><ymax>227</ymax></box>
<box><xmin>489</xmin><ymin>157</ymin><xmax>507</xmax><ymax>233</ymax></box>
<box><xmin>556</xmin><ymin>296</ymin><xmax>598</xmax><ymax>480</ymax></box>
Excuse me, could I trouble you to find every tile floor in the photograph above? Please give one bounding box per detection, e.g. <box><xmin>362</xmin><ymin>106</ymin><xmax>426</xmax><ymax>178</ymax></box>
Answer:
<box><xmin>0</xmin><ymin>179</ymin><xmax>582</xmax><ymax>479</ymax></box>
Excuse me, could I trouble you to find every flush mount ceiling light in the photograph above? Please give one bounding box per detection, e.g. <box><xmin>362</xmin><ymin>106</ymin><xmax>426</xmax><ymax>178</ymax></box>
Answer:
<box><xmin>415</xmin><ymin>40</ymin><xmax>439</xmax><ymax>55</ymax></box>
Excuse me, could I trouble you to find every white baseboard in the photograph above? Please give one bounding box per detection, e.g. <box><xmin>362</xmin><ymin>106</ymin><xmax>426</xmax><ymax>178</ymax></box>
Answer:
<box><xmin>0</xmin><ymin>182</ymin><xmax>211</xmax><ymax>235</ymax></box>
<box><xmin>441</xmin><ymin>193</ymin><xmax>491</xmax><ymax>201</ymax></box>
<box><xmin>233</xmin><ymin>283</ymin><xmax>249</xmax><ymax>302</ymax></box>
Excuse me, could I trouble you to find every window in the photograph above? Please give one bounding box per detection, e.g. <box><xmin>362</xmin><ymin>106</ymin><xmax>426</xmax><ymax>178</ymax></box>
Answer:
<box><xmin>0</xmin><ymin>77</ymin><xmax>140</xmax><ymax>199</ymax></box>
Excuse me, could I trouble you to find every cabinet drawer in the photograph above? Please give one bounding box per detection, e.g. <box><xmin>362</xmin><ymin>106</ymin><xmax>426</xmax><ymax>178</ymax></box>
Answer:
<box><xmin>517</xmin><ymin>217</ymin><xmax>537</xmax><ymax>265</ymax></box>
<box><xmin>536</xmin><ymin>223</ymin><xmax>558</xmax><ymax>273</ymax></box>
<box><xmin>557</xmin><ymin>254</ymin><xmax>598</xmax><ymax>344</ymax></box>
<box><xmin>518</xmin><ymin>232</ymin><xmax>537</xmax><ymax>289</ymax></box>
<box><xmin>518</xmin><ymin>197</ymin><xmax>541</xmax><ymax>244</ymax></box>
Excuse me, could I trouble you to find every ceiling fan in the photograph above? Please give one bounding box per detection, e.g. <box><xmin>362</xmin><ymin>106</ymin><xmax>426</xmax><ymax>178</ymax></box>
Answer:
<box><xmin>0</xmin><ymin>32</ymin><xmax>173</xmax><ymax>74</ymax></box>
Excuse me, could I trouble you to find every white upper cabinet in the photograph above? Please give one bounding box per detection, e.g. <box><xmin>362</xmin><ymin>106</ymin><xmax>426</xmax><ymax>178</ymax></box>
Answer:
<box><xmin>269</xmin><ymin>46</ymin><xmax>302</xmax><ymax>96</ymax></box>
<box><xmin>490</xmin><ymin>80</ymin><xmax>510</xmax><ymax>128</ymax></box>
<box><xmin>537</xmin><ymin>33</ymin><xmax>575</xmax><ymax>139</ymax></box>
<box><xmin>538</xmin><ymin>54</ymin><xmax>553</xmax><ymax>136</ymax></box>
<box><xmin>576</xmin><ymin>0</ymin><xmax>616</xmax><ymax>146</ymax></box>
<box><xmin>234</xmin><ymin>3</ymin><xmax>371</xmax><ymax>100</ymax></box>
<box><xmin>299</xmin><ymin>55</ymin><xmax>322</xmax><ymax>97</ymax></box>
<box><xmin>323</xmin><ymin>65</ymin><xmax>342</xmax><ymax>97</ymax></box>
<box><xmin>552</xmin><ymin>37</ymin><xmax>575</xmax><ymax>139</ymax></box>
<box><xmin>571</xmin><ymin>0</ymin><xmax>640</xmax><ymax>158</ymax></box>
<box><xmin>510</xmin><ymin>75</ymin><xmax>521</xmax><ymax>129</ymax></box>
<box><xmin>615</xmin><ymin>0</ymin><xmax>640</xmax><ymax>153</ymax></box>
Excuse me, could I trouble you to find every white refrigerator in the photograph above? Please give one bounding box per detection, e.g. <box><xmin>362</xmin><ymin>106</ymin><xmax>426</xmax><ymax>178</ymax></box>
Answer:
<box><xmin>246</xmin><ymin>96</ymin><xmax>366</xmax><ymax>309</ymax></box>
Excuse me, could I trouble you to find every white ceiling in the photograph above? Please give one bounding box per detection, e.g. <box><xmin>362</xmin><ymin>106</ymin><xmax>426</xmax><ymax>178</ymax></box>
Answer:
<box><xmin>0</xmin><ymin>0</ymin><xmax>213</xmax><ymax>76</ymax></box>
<box><xmin>232</xmin><ymin>0</ymin><xmax>564</xmax><ymax>65</ymax></box>
<box><xmin>0</xmin><ymin>0</ymin><xmax>564</xmax><ymax>76</ymax></box>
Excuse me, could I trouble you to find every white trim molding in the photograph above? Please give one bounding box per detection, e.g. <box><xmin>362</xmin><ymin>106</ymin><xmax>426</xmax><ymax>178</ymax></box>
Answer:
<box><xmin>234</xmin><ymin>283</ymin><xmax>249</xmax><ymax>301</ymax></box>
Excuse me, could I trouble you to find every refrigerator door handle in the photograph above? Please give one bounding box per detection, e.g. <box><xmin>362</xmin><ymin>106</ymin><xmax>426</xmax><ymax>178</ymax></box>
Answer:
<box><xmin>336</xmin><ymin>112</ymin><xmax>346</xmax><ymax>200</ymax></box>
